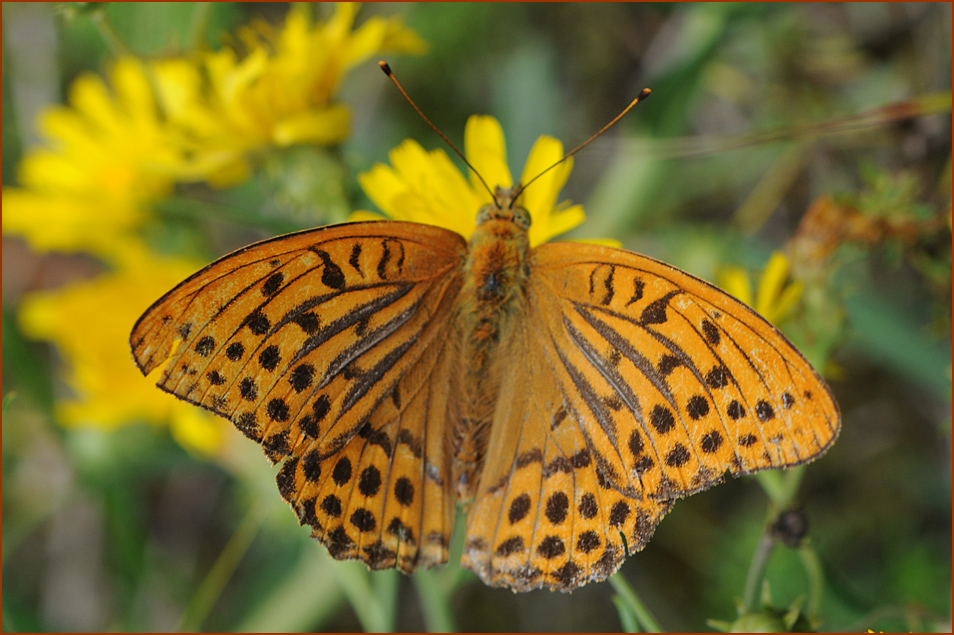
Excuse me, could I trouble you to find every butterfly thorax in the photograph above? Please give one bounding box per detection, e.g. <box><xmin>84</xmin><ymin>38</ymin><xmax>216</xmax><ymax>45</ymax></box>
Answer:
<box><xmin>452</xmin><ymin>186</ymin><xmax>532</xmax><ymax>502</ymax></box>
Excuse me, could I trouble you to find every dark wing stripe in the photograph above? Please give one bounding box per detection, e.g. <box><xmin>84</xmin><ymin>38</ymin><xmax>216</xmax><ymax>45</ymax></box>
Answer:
<box><xmin>572</xmin><ymin>305</ymin><xmax>675</xmax><ymax>412</ymax></box>
<box><xmin>318</xmin><ymin>302</ymin><xmax>419</xmax><ymax>389</ymax></box>
<box><xmin>339</xmin><ymin>336</ymin><xmax>417</xmax><ymax>416</ymax></box>
<box><xmin>553</xmin><ymin>344</ymin><xmax>618</xmax><ymax>449</ymax></box>
<box><xmin>575</xmin><ymin>302</ymin><xmax>723</xmax><ymax>460</ymax></box>
<box><xmin>562</xmin><ymin>315</ymin><xmax>644</xmax><ymax>424</ymax></box>
<box><xmin>289</xmin><ymin>272</ymin><xmax>463</xmax><ymax>456</ymax></box>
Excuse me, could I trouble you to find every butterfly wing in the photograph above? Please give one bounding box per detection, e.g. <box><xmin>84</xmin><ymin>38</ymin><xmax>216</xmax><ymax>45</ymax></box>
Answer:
<box><xmin>463</xmin><ymin>241</ymin><xmax>839</xmax><ymax>592</ymax></box>
<box><xmin>131</xmin><ymin>221</ymin><xmax>467</xmax><ymax>570</ymax></box>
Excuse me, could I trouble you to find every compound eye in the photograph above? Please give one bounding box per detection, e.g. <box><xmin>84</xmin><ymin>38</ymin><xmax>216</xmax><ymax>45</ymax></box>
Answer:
<box><xmin>513</xmin><ymin>205</ymin><xmax>531</xmax><ymax>229</ymax></box>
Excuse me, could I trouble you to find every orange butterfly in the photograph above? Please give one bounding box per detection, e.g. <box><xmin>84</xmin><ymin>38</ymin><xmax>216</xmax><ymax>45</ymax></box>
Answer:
<box><xmin>130</xmin><ymin>76</ymin><xmax>839</xmax><ymax>593</ymax></box>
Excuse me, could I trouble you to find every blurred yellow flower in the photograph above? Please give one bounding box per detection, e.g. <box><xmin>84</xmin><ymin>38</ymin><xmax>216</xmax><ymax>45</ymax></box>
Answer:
<box><xmin>719</xmin><ymin>251</ymin><xmax>804</xmax><ymax>326</ymax></box>
<box><xmin>356</xmin><ymin>115</ymin><xmax>597</xmax><ymax>246</ymax></box>
<box><xmin>155</xmin><ymin>3</ymin><xmax>427</xmax><ymax>186</ymax></box>
<box><xmin>18</xmin><ymin>242</ymin><xmax>228</xmax><ymax>455</ymax></box>
<box><xmin>3</xmin><ymin>3</ymin><xmax>428</xmax><ymax>458</ymax></box>
<box><xmin>2</xmin><ymin>58</ymin><xmax>181</xmax><ymax>258</ymax></box>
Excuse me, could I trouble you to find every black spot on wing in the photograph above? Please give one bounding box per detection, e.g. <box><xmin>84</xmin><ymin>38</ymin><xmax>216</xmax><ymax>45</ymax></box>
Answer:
<box><xmin>195</xmin><ymin>336</ymin><xmax>215</xmax><ymax>356</ymax></box>
<box><xmin>225</xmin><ymin>342</ymin><xmax>245</xmax><ymax>361</ymax></box>
<box><xmin>259</xmin><ymin>345</ymin><xmax>281</xmax><ymax>371</ymax></box>
<box><xmin>377</xmin><ymin>238</ymin><xmax>405</xmax><ymax>280</ymax></box>
<box><xmin>309</xmin><ymin>248</ymin><xmax>346</xmax><ymax>290</ymax></box>
<box><xmin>640</xmin><ymin>290</ymin><xmax>680</xmax><ymax>325</ymax></box>
<box><xmin>626</xmin><ymin>277</ymin><xmax>645</xmax><ymax>306</ymax></box>
<box><xmin>262</xmin><ymin>272</ymin><xmax>284</xmax><ymax>297</ymax></box>
<box><xmin>244</xmin><ymin>311</ymin><xmax>270</xmax><ymax>336</ymax></box>
<box><xmin>348</xmin><ymin>243</ymin><xmax>363</xmax><ymax>276</ymax></box>
<box><xmin>701</xmin><ymin>318</ymin><xmax>720</xmax><ymax>345</ymax></box>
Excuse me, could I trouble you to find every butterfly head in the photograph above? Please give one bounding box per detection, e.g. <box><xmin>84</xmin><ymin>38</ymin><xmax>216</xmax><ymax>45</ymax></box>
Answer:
<box><xmin>476</xmin><ymin>185</ymin><xmax>531</xmax><ymax>230</ymax></box>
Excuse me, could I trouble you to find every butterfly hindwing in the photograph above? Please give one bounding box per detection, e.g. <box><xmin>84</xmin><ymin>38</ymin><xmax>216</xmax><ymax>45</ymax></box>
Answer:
<box><xmin>462</xmin><ymin>307</ymin><xmax>674</xmax><ymax>592</ymax></box>
<box><xmin>279</xmin><ymin>319</ymin><xmax>461</xmax><ymax>571</ymax></box>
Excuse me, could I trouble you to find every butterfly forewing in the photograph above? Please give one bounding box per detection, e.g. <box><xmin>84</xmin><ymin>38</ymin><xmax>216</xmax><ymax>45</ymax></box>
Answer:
<box><xmin>132</xmin><ymin>222</ymin><xmax>466</xmax><ymax>455</ymax></box>
<box><xmin>530</xmin><ymin>242</ymin><xmax>840</xmax><ymax>501</ymax></box>
<box><xmin>130</xmin><ymin>222</ymin><xmax>468</xmax><ymax>568</ymax></box>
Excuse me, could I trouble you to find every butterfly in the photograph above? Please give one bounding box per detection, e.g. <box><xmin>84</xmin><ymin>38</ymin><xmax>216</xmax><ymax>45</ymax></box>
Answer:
<box><xmin>130</xmin><ymin>179</ymin><xmax>840</xmax><ymax>592</ymax></box>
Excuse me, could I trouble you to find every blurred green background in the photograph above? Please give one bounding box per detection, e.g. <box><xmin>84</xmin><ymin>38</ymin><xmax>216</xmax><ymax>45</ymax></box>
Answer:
<box><xmin>2</xmin><ymin>3</ymin><xmax>951</xmax><ymax>632</ymax></box>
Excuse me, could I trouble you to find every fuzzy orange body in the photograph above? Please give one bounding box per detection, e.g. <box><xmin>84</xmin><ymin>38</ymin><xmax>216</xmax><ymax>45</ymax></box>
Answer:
<box><xmin>453</xmin><ymin>190</ymin><xmax>532</xmax><ymax>501</ymax></box>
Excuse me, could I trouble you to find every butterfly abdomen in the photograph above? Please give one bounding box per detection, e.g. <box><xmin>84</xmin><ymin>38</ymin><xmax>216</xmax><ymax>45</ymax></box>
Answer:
<box><xmin>452</xmin><ymin>217</ymin><xmax>531</xmax><ymax>500</ymax></box>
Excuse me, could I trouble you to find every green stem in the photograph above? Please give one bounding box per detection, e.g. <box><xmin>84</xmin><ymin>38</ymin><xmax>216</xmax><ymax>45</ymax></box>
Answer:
<box><xmin>188</xmin><ymin>2</ymin><xmax>212</xmax><ymax>51</ymax></box>
<box><xmin>89</xmin><ymin>10</ymin><xmax>131</xmax><ymax>58</ymax></box>
<box><xmin>609</xmin><ymin>573</ymin><xmax>663</xmax><ymax>633</ymax></box>
<box><xmin>744</xmin><ymin>467</ymin><xmax>808</xmax><ymax>614</ymax></box>
<box><xmin>334</xmin><ymin>564</ymin><xmax>397</xmax><ymax>632</ymax></box>
<box><xmin>798</xmin><ymin>545</ymin><xmax>824</xmax><ymax>619</ymax></box>
<box><xmin>755</xmin><ymin>465</ymin><xmax>805</xmax><ymax>510</ymax></box>
<box><xmin>741</xmin><ymin>533</ymin><xmax>775</xmax><ymax>613</ymax></box>
<box><xmin>613</xmin><ymin>596</ymin><xmax>640</xmax><ymax>633</ymax></box>
<box><xmin>413</xmin><ymin>569</ymin><xmax>457</xmax><ymax>633</ymax></box>
<box><xmin>178</xmin><ymin>505</ymin><xmax>263</xmax><ymax>631</ymax></box>
<box><xmin>372</xmin><ymin>569</ymin><xmax>399</xmax><ymax>632</ymax></box>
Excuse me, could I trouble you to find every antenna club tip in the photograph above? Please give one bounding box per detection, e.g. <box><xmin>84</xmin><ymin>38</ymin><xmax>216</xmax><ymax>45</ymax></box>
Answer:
<box><xmin>379</xmin><ymin>61</ymin><xmax>392</xmax><ymax>75</ymax></box>
<box><xmin>639</xmin><ymin>88</ymin><xmax>651</xmax><ymax>99</ymax></box>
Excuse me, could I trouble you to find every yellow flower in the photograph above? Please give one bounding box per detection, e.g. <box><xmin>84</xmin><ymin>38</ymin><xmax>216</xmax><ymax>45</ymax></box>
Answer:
<box><xmin>356</xmin><ymin>115</ymin><xmax>592</xmax><ymax>246</ymax></box>
<box><xmin>154</xmin><ymin>3</ymin><xmax>427</xmax><ymax>187</ymax></box>
<box><xmin>719</xmin><ymin>251</ymin><xmax>804</xmax><ymax>326</ymax></box>
<box><xmin>2</xmin><ymin>58</ymin><xmax>181</xmax><ymax>258</ymax></box>
<box><xmin>17</xmin><ymin>242</ymin><xmax>228</xmax><ymax>456</ymax></box>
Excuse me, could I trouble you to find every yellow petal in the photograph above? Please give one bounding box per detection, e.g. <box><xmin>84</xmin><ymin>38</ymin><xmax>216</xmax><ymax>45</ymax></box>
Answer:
<box><xmin>2</xmin><ymin>188</ymin><xmax>139</xmax><ymax>255</ymax></box>
<box><xmin>342</xmin><ymin>15</ymin><xmax>388</xmax><ymax>70</ymax></box>
<box><xmin>347</xmin><ymin>210</ymin><xmax>388</xmax><ymax>222</ymax></box>
<box><xmin>464</xmin><ymin>115</ymin><xmax>511</xmax><ymax>198</ymax></box>
<box><xmin>68</xmin><ymin>72</ymin><xmax>122</xmax><ymax>136</ymax></box>
<box><xmin>152</xmin><ymin>58</ymin><xmax>203</xmax><ymax>121</ymax></box>
<box><xmin>113</xmin><ymin>58</ymin><xmax>159</xmax><ymax>130</ymax></box>
<box><xmin>770</xmin><ymin>280</ymin><xmax>804</xmax><ymax>325</ymax></box>
<box><xmin>529</xmin><ymin>203</ymin><xmax>585</xmax><ymax>246</ymax></box>
<box><xmin>519</xmin><ymin>135</ymin><xmax>570</xmax><ymax>214</ymax></box>
<box><xmin>326</xmin><ymin>1</ymin><xmax>360</xmax><ymax>41</ymax></box>
<box><xmin>755</xmin><ymin>251</ymin><xmax>791</xmax><ymax>318</ymax></box>
<box><xmin>169</xmin><ymin>403</ymin><xmax>226</xmax><ymax>456</ymax></box>
<box><xmin>719</xmin><ymin>267</ymin><xmax>754</xmax><ymax>307</ymax></box>
<box><xmin>379</xmin><ymin>17</ymin><xmax>429</xmax><ymax>55</ymax></box>
<box><xmin>17</xmin><ymin>241</ymin><xmax>228</xmax><ymax>452</ymax></box>
<box><xmin>519</xmin><ymin>135</ymin><xmax>568</xmax><ymax>193</ymax></box>
<box><xmin>272</xmin><ymin>105</ymin><xmax>351</xmax><ymax>146</ymax></box>
<box><xmin>358</xmin><ymin>161</ymin><xmax>413</xmax><ymax>219</ymax></box>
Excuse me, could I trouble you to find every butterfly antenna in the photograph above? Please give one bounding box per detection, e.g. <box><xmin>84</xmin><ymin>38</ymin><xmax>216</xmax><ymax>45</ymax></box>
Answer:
<box><xmin>379</xmin><ymin>61</ymin><xmax>497</xmax><ymax>200</ymax></box>
<box><xmin>513</xmin><ymin>88</ymin><xmax>651</xmax><ymax>199</ymax></box>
